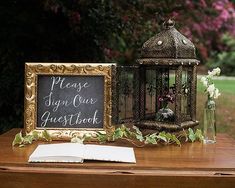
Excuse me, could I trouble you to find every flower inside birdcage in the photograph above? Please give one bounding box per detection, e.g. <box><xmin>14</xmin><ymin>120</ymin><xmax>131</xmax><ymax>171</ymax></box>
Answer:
<box><xmin>156</xmin><ymin>88</ymin><xmax>175</xmax><ymax>122</ymax></box>
<box><xmin>158</xmin><ymin>93</ymin><xmax>174</xmax><ymax>109</ymax></box>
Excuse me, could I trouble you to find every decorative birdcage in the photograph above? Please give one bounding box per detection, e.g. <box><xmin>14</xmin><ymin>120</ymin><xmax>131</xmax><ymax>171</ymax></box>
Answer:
<box><xmin>113</xmin><ymin>19</ymin><xmax>199</xmax><ymax>131</ymax></box>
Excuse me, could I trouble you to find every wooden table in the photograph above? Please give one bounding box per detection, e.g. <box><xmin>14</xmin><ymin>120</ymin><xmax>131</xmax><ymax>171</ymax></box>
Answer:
<box><xmin>0</xmin><ymin>129</ymin><xmax>235</xmax><ymax>188</ymax></box>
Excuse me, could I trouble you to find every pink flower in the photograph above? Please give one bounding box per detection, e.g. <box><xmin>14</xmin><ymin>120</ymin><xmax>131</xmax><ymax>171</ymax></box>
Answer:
<box><xmin>200</xmin><ymin>0</ymin><xmax>207</xmax><ymax>8</ymax></box>
<box><xmin>220</xmin><ymin>10</ymin><xmax>230</xmax><ymax>20</ymax></box>
<box><xmin>158</xmin><ymin>97</ymin><xmax>164</xmax><ymax>102</ymax></box>
<box><xmin>186</xmin><ymin>0</ymin><xmax>194</xmax><ymax>9</ymax></box>
<box><xmin>171</xmin><ymin>11</ymin><xmax>179</xmax><ymax>18</ymax></box>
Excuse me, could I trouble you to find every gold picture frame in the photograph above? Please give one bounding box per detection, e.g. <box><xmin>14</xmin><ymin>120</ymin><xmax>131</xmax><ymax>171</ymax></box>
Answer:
<box><xmin>24</xmin><ymin>62</ymin><xmax>115</xmax><ymax>140</ymax></box>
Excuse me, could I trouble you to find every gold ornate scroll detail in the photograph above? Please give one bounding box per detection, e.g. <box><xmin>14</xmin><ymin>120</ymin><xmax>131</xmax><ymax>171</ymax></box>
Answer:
<box><xmin>24</xmin><ymin>62</ymin><xmax>115</xmax><ymax>140</ymax></box>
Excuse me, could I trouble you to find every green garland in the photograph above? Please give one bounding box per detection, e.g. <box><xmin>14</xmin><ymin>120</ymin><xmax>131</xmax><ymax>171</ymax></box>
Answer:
<box><xmin>12</xmin><ymin>130</ymin><xmax>52</xmax><ymax>147</ymax></box>
<box><xmin>95</xmin><ymin>125</ymin><xmax>204</xmax><ymax>147</ymax></box>
<box><xmin>12</xmin><ymin>125</ymin><xmax>204</xmax><ymax>147</ymax></box>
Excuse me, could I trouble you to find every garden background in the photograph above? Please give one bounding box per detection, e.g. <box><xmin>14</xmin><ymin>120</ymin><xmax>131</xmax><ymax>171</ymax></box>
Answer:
<box><xmin>1</xmin><ymin>0</ymin><xmax>235</xmax><ymax>137</ymax></box>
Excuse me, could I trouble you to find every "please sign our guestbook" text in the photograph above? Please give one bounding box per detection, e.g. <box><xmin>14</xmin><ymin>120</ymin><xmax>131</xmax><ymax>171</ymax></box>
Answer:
<box><xmin>37</xmin><ymin>75</ymin><xmax>104</xmax><ymax>129</ymax></box>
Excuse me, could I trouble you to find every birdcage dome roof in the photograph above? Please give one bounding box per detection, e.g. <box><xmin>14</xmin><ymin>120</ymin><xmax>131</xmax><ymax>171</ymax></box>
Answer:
<box><xmin>140</xmin><ymin>19</ymin><xmax>196</xmax><ymax>60</ymax></box>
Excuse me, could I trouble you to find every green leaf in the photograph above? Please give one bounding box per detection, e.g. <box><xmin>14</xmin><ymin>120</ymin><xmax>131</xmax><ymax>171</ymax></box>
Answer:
<box><xmin>132</xmin><ymin>126</ymin><xmax>144</xmax><ymax>141</ymax></box>
<box><xmin>97</xmin><ymin>132</ymin><xmax>108</xmax><ymax>143</ymax></box>
<box><xmin>144</xmin><ymin>133</ymin><xmax>158</xmax><ymax>144</ymax></box>
<box><xmin>171</xmin><ymin>135</ymin><xmax>181</xmax><ymax>146</ymax></box>
<box><xmin>132</xmin><ymin>126</ymin><xmax>142</xmax><ymax>135</ymax></box>
<box><xmin>135</xmin><ymin>134</ymin><xmax>144</xmax><ymax>142</ymax></box>
<box><xmin>195</xmin><ymin>129</ymin><xmax>204</xmax><ymax>141</ymax></box>
<box><xmin>113</xmin><ymin>128</ymin><xmax>123</xmax><ymax>140</ymax></box>
<box><xmin>12</xmin><ymin>132</ymin><xmax>24</xmax><ymax>146</ymax></box>
<box><xmin>123</xmin><ymin>130</ymin><xmax>128</xmax><ymax>138</ymax></box>
<box><xmin>145</xmin><ymin>136</ymin><xmax>157</xmax><ymax>144</ymax></box>
<box><xmin>120</xmin><ymin>124</ymin><xmax>132</xmax><ymax>138</ymax></box>
<box><xmin>156</xmin><ymin>135</ymin><xmax>167</xmax><ymax>142</ymax></box>
<box><xmin>120</xmin><ymin>124</ymin><xmax>126</xmax><ymax>131</ymax></box>
<box><xmin>42</xmin><ymin>130</ymin><xmax>52</xmax><ymax>142</ymax></box>
<box><xmin>159</xmin><ymin>131</ymin><xmax>166</xmax><ymax>136</ymax></box>
<box><xmin>23</xmin><ymin>135</ymin><xmax>34</xmax><ymax>144</ymax></box>
<box><xmin>165</xmin><ymin>133</ymin><xmax>173</xmax><ymax>143</ymax></box>
<box><xmin>157</xmin><ymin>132</ymin><xmax>168</xmax><ymax>142</ymax></box>
<box><xmin>188</xmin><ymin>128</ymin><xmax>196</xmax><ymax>142</ymax></box>
<box><xmin>32</xmin><ymin>131</ymin><xmax>39</xmax><ymax>141</ymax></box>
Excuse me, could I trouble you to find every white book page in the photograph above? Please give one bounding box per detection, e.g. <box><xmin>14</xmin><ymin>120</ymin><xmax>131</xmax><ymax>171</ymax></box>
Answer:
<box><xmin>28</xmin><ymin>143</ymin><xmax>84</xmax><ymax>162</ymax></box>
<box><xmin>28</xmin><ymin>143</ymin><xmax>136</xmax><ymax>163</ymax></box>
<box><xmin>83</xmin><ymin>145</ymin><xmax>136</xmax><ymax>163</ymax></box>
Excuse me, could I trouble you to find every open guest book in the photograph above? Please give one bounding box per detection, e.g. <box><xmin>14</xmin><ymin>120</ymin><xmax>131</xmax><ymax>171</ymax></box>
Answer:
<box><xmin>28</xmin><ymin>143</ymin><xmax>136</xmax><ymax>163</ymax></box>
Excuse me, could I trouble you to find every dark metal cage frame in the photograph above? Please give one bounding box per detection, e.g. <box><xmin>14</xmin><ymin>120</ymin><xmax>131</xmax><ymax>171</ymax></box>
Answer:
<box><xmin>112</xmin><ymin>19</ymin><xmax>199</xmax><ymax>131</ymax></box>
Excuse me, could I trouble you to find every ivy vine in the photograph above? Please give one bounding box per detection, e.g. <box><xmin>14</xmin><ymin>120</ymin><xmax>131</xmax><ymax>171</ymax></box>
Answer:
<box><xmin>12</xmin><ymin>125</ymin><xmax>204</xmax><ymax>147</ymax></box>
<box><xmin>12</xmin><ymin>130</ymin><xmax>52</xmax><ymax>147</ymax></box>
<box><xmin>94</xmin><ymin>125</ymin><xmax>204</xmax><ymax>147</ymax></box>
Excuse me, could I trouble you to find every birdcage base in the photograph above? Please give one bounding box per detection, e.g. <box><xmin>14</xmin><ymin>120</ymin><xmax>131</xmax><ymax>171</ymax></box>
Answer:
<box><xmin>135</xmin><ymin>120</ymin><xmax>199</xmax><ymax>132</ymax></box>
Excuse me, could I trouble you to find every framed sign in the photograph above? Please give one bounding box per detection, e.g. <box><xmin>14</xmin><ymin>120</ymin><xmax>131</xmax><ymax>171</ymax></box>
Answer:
<box><xmin>24</xmin><ymin>63</ymin><xmax>115</xmax><ymax>140</ymax></box>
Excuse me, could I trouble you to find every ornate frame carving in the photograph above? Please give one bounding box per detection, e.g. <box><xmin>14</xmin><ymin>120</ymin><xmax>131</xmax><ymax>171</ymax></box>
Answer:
<box><xmin>24</xmin><ymin>62</ymin><xmax>115</xmax><ymax>140</ymax></box>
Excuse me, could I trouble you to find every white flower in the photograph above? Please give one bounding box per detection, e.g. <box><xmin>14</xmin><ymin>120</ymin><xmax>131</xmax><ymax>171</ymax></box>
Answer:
<box><xmin>208</xmin><ymin>67</ymin><xmax>221</xmax><ymax>77</ymax></box>
<box><xmin>202</xmin><ymin>67</ymin><xmax>221</xmax><ymax>100</ymax></box>
<box><xmin>200</xmin><ymin>76</ymin><xmax>208</xmax><ymax>87</ymax></box>
<box><xmin>214</xmin><ymin>67</ymin><xmax>221</xmax><ymax>76</ymax></box>
<box><xmin>208</xmin><ymin>70</ymin><xmax>213</xmax><ymax>77</ymax></box>
<box><xmin>207</xmin><ymin>84</ymin><xmax>215</xmax><ymax>98</ymax></box>
<box><xmin>214</xmin><ymin>88</ymin><xmax>221</xmax><ymax>99</ymax></box>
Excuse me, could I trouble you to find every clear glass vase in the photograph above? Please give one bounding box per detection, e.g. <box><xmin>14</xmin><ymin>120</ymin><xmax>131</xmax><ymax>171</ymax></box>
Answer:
<box><xmin>203</xmin><ymin>98</ymin><xmax>216</xmax><ymax>144</ymax></box>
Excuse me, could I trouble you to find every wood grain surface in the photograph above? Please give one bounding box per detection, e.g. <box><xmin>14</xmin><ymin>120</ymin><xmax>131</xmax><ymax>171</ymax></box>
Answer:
<box><xmin>0</xmin><ymin>129</ymin><xmax>235</xmax><ymax>188</ymax></box>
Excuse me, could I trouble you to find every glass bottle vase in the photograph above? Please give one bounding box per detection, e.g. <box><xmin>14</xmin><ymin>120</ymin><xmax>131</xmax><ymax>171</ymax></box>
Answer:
<box><xmin>203</xmin><ymin>98</ymin><xmax>216</xmax><ymax>144</ymax></box>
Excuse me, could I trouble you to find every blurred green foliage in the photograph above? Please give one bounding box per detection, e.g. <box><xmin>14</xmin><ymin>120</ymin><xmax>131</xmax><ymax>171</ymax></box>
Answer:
<box><xmin>207</xmin><ymin>34</ymin><xmax>235</xmax><ymax>76</ymax></box>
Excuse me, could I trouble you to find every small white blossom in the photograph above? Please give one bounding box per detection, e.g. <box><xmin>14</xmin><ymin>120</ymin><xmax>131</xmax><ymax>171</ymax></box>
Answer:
<box><xmin>214</xmin><ymin>67</ymin><xmax>221</xmax><ymax>76</ymax></box>
<box><xmin>208</xmin><ymin>70</ymin><xmax>213</xmax><ymax>77</ymax></box>
<box><xmin>208</xmin><ymin>67</ymin><xmax>221</xmax><ymax>77</ymax></box>
<box><xmin>214</xmin><ymin>88</ymin><xmax>221</xmax><ymax>99</ymax></box>
<box><xmin>207</xmin><ymin>84</ymin><xmax>215</xmax><ymax>98</ymax></box>
<box><xmin>202</xmin><ymin>67</ymin><xmax>221</xmax><ymax>100</ymax></box>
